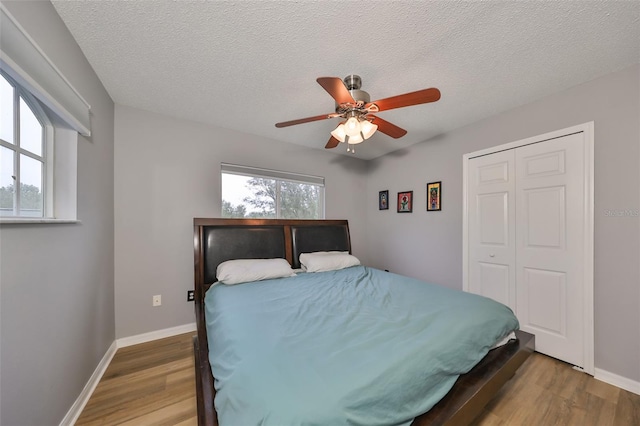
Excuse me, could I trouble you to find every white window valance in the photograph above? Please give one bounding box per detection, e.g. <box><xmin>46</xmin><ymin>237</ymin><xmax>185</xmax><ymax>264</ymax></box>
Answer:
<box><xmin>221</xmin><ymin>163</ymin><xmax>325</xmax><ymax>186</ymax></box>
<box><xmin>0</xmin><ymin>4</ymin><xmax>91</xmax><ymax>136</ymax></box>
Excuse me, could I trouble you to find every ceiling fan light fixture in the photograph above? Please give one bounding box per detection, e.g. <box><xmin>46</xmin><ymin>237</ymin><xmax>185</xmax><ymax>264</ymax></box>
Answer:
<box><xmin>344</xmin><ymin>116</ymin><xmax>361</xmax><ymax>137</ymax></box>
<box><xmin>360</xmin><ymin>120</ymin><xmax>378</xmax><ymax>139</ymax></box>
<box><xmin>333</xmin><ymin>117</ymin><xmax>372</xmax><ymax>149</ymax></box>
<box><xmin>331</xmin><ymin>123</ymin><xmax>347</xmax><ymax>142</ymax></box>
<box><xmin>345</xmin><ymin>133</ymin><xmax>364</xmax><ymax>145</ymax></box>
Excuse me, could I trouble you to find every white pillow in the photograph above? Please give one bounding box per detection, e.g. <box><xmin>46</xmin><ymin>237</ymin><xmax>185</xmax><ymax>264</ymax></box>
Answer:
<box><xmin>299</xmin><ymin>252</ymin><xmax>360</xmax><ymax>273</ymax></box>
<box><xmin>216</xmin><ymin>258</ymin><xmax>295</xmax><ymax>285</ymax></box>
<box><xmin>308</xmin><ymin>251</ymin><xmax>349</xmax><ymax>255</ymax></box>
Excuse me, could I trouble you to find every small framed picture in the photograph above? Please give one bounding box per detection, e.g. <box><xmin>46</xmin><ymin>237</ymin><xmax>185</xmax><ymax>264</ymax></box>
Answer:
<box><xmin>379</xmin><ymin>190</ymin><xmax>389</xmax><ymax>210</ymax></box>
<box><xmin>397</xmin><ymin>191</ymin><xmax>413</xmax><ymax>213</ymax></box>
<box><xmin>427</xmin><ymin>181</ymin><xmax>442</xmax><ymax>211</ymax></box>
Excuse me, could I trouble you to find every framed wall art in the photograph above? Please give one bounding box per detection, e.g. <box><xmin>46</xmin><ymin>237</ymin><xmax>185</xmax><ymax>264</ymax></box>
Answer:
<box><xmin>379</xmin><ymin>190</ymin><xmax>389</xmax><ymax>210</ymax></box>
<box><xmin>397</xmin><ymin>191</ymin><xmax>413</xmax><ymax>213</ymax></box>
<box><xmin>427</xmin><ymin>181</ymin><xmax>442</xmax><ymax>211</ymax></box>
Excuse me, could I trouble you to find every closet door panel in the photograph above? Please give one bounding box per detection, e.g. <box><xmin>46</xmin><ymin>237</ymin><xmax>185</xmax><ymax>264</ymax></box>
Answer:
<box><xmin>522</xmin><ymin>267</ymin><xmax>566</xmax><ymax>336</ymax></box>
<box><xmin>477</xmin><ymin>262</ymin><xmax>511</xmax><ymax>306</ymax></box>
<box><xmin>522</xmin><ymin>186</ymin><xmax>566</xmax><ymax>249</ymax></box>
<box><xmin>467</xmin><ymin>150</ymin><xmax>516</xmax><ymax>311</ymax></box>
<box><xmin>515</xmin><ymin>133</ymin><xmax>585</xmax><ymax>368</ymax></box>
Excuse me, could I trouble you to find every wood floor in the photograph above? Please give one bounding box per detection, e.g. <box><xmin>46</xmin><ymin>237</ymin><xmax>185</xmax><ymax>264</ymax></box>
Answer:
<box><xmin>471</xmin><ymin>350</ymin><xmax>640</xmax><ymax>426</ymax></box>
<box><xmin>77</xmin><ymin>332</ymin><xmax>640</xmax><ymax>425</ymax></box>
<box><xmin>76</xmin><ymin>333</ymin><xmax>197</xmax><ymax>425</ymax></box>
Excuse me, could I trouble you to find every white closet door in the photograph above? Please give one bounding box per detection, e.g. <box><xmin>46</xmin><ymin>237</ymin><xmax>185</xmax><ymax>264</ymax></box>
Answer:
<box><xmin>515</xmin><ymin>133</ymin><xmax>585</xmax><ymax>368</ymax></box>
<box><xmin>467</xmin><ymin>150</ymin><xmax>516</xmax><ymax>311</ymax></box>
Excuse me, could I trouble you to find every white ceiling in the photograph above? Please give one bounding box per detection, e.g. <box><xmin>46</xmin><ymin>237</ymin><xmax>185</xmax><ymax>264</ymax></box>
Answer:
<box><xmin>52</xmin><ymin>1</ymin><xmax>639</xmax><ymax>160</ymax></box>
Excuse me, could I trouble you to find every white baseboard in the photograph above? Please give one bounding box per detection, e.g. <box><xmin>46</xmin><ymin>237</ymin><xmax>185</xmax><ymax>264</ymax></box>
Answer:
<box><xmin>60</xmin><ymin>323</ymin><xmax>197</xmax><ymax>425</ymax></box>
<box><xmin>116</xmin><ymin>322</ymin><xmax>197</xmax><ymax>348</ymax></box>
<box><xmin>59</xmin><ymin>341</ymin><xmax>117</xmax><ymax>426</ymax></box>
<box><xmin>595</xmin><ymin>368</ymin><xmax>640</xmax><ymax>396</ymax></box>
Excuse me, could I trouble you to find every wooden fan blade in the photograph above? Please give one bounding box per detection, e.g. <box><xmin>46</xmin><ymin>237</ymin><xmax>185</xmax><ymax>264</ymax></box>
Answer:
<box><xmin>317</xmin><ymin>77</ymin><xmax>355</xmax><ymax>105</ymax></box>
<box><xmin>368</xmin><ymin>88</ymin><xmax>441</xmax><ymax>112</ymax></box>
<box><xmin>325</xmin><ymin>136</ymin><xmax>340</xmax><ymax>149</ymax></box>
<box><xmin>369</xmin><ymin>115</ymin><xmax>407</xmax><ymax>139</ymax></box>
<box><xmin>275</xmin><ymin>113</ymin><xmax>334</xmax><ymax>128</ymax></box>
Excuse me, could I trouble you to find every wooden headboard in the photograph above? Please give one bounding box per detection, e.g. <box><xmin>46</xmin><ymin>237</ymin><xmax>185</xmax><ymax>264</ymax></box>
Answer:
<box><xmin>193</xmin><ymin>218</ymin><xmax>351</xmax><ymax>291</ymax></box>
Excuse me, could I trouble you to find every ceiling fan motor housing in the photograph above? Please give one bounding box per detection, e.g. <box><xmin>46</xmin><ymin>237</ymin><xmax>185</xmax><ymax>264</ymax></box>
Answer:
<box><xmin>344</xmin><ymin>74</ymin><xmax>361</xmax><ymax>90</ymax></box>
<box><xmin>336</xmin><ymin>75</ymin><xmax>370</xmax><ymax>112</ymax></box>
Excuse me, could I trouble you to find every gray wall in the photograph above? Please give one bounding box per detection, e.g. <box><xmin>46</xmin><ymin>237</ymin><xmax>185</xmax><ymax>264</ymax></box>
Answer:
<box><xmin>114</xmin><ymin>105</ymin><xmax>368</xmax><ymax>338</ymax></box>
<box><xmin>365</xmin><ymin>64</ymin><xmax>640</xmax><ymax>382</ymax></box>
<box><xmin>0</xmin><ymin>2</ymin><xmax>115</xmax><ymax>425</ymax></box>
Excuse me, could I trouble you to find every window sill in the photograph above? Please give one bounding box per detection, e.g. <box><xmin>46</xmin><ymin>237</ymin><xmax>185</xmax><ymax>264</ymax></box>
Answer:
<box><xmin>0</xmin><ymin>218</ymin><xmax>81</xmax><ymax>225</ymax></box>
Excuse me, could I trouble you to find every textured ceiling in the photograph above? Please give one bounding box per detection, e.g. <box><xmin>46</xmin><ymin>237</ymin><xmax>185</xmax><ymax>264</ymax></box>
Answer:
<box><xmin>52</xmin><ymin>1</ymin><xmax>639</xmax><ymax>160</ymax></box>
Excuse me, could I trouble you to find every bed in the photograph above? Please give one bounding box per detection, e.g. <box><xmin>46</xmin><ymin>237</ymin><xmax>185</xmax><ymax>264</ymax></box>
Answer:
<box><xmin>193</xmin><ymin>218</ymin><xmax>534</xmax><ymax>426</ymax></box>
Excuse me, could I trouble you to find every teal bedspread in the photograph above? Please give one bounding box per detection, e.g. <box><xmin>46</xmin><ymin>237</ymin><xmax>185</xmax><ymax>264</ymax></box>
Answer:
<box><xmin>205</xmin><ymin>266</ymin><xmax>518</xmax><ymax>426</ymax></box>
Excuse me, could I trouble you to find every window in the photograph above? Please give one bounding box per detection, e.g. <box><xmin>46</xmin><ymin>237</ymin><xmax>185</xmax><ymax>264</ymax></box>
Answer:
<box><xmin>0</xmin><ymin>71</ymin><xmax>51</xmax><ymax>217</ymax></box>
<box><xmin>221</xmin><ymin>163</ymin><xmax>325</xmax><ymax>219</ymax></box>
<box><xmin>1</xmin><ymin>6</ymin><xmax>89</xmax><ymax>223</ymax></box>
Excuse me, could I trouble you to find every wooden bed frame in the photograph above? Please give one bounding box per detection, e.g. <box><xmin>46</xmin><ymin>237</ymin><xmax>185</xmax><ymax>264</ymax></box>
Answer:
<box><xmin>193</xmin><ymin>218</ymin><xmax>534</xmax><ymax>426</ymax></box>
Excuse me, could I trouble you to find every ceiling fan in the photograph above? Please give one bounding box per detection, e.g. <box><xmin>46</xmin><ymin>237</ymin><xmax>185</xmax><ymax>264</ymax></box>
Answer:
<box><xmin>275</xmin><ymin>75</ymin><xmax>441</xmax><ymax>153</ymax></box>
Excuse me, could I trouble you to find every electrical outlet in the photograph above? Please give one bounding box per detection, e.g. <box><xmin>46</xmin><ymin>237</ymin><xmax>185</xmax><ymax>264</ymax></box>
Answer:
<box><xmin>153</xmin><ymin>294</ymin><xmax>161</xmax><ymax>307</ymax></box>
<box><xmin>187</xmin><ymin>290</ymin><xmax>195</xmax><ymax>302</ymax></box>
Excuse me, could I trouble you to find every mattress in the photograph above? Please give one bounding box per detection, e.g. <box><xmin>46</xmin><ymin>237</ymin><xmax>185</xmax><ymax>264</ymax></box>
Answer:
<box><xmin>204</xmin><ymin>266</ymin><xmax>519</xmax><ymax>426</ymax></box>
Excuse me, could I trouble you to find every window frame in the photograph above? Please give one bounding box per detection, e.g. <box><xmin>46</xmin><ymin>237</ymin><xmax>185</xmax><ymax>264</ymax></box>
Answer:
<box><xmin>0</xmin><ymin>70</ymin><xmax>54</xmax><ymax>218</ymax></box>
<box><xmin>0</xmin><ymin>5</ymin><xmax>85</xmax><ymax>224</ymax></box>
<box><xmin>221</xmin><ymin>163</ymin><xmax>325</xmax><ymax>220</ymax></box>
